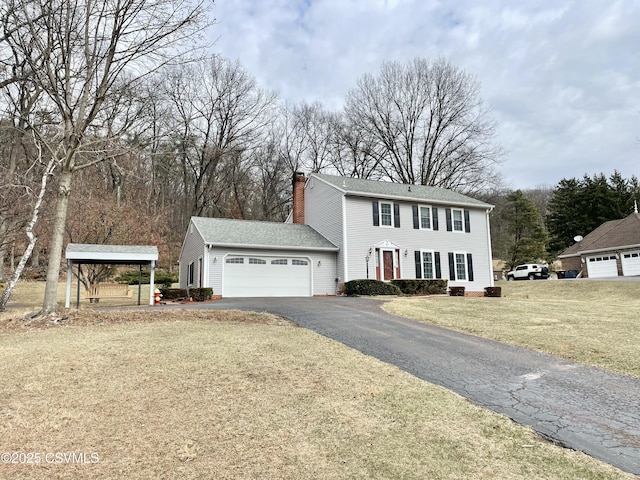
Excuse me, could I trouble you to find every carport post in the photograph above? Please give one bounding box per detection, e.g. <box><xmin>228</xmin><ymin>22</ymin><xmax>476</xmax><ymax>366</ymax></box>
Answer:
<box><xmin>65</xmin><ymin>260</ymin><xmax>72</xmax><ymax>309</ymax></box>
<box><xmin>138</xmin><ymin>265</ymin><xmax>142</xmax><ymax>306</ymax></box>
<box><xmin>149</xmin><ymin>260</ymin><xmax>156</xmax><ymax>306</ymax></box>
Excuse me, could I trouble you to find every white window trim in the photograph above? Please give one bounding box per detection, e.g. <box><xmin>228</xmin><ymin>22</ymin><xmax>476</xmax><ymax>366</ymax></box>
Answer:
<box><xmin>379</xmin><ymin>202</ymin><xmax>394</xmax><ymax>228</ymax></box>
<box><xmin>187</xmin><ymin>261</ymin><xmax>195</xmax><ymax>286</ymax></box>
<box><xmin>419</xmin><ymin>205</ymin><xmax>432</xmax><ymax>230</ymax></box>
<box><xmin>453</xmin><ymin>252</ymin><xmax>469</xmax><ymax>282</ymax></box>
<box><xmin>452</xmin><ymin>208</ymin><xmax>465</xmax><ymax>233</ymax></box>
<box><xmin>420</xmin><ymin>249</ymin><xmax>435</xmax><ymax>279</ymax></box>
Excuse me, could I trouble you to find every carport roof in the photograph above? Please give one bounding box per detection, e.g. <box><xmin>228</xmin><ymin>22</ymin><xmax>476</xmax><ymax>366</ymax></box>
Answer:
<box><xmin>191</xmin><ymin>217</ymin><xmax>338</xmax><ymax>251</ymax></box>
<box><xmin>65</xmin><ymin>243</ymin><xmax>159</xmax><ymax>264</ymax></box>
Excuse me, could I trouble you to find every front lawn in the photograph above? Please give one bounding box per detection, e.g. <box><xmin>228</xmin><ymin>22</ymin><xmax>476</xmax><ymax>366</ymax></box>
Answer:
<box><xmin>0</xmin><ymin>309</ymin><xmax>633</xmax><ymax>479</ymax></box>
<box><xmin>384</xmin><ymin>280</ymin><xmax>640</xmax><ymax>377</ymax></box>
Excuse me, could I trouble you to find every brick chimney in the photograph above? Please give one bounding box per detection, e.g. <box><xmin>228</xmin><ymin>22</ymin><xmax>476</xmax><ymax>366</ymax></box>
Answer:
<box><xmin>292</xmin><ymin>172</ymin><xmax>306</xmax><ymax>224</ymax></box>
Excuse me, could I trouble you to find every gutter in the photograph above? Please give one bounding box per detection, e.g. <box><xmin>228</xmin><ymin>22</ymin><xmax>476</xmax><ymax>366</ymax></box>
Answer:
<box><xmin>558</xmin><ymin>243</ymin><xmax>640</xmax><ymax>258</ymax></box>
<box><xmin>206</xmin><ymin>243</ymin><xmax>339</xmax><ymax>252</ymax></box>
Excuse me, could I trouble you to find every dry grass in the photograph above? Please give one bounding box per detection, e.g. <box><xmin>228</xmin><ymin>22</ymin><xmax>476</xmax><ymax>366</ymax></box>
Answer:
<box><xmin>384</xmin><ymin>280</ymin><xmax>640</xmax><ymax>377</ymax></box>
<box><xmin>0</xmin><ymin>309</ymin><xmax>634</xmax><ymax>480</ymax></box>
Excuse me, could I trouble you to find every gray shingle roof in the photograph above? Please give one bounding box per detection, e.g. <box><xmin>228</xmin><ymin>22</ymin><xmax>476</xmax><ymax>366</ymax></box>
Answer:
<box><xmin>313</xmin><ymin>173</ymin><xmax>492</xmax><ymax>208</ymax></box>
<box><xmin>191</xmin><ymin>217</ymin><xmax>338</xmax><ymax>251</ymax></box>
<box><xmin>558</xmin><ymin>213</ymin><xmax>640</xmax><ymax>257</ymax></box>
<box><xmin>65</xmin><ymin>244</ymin><xmax>158</xmax><ymax>262</ymax></box>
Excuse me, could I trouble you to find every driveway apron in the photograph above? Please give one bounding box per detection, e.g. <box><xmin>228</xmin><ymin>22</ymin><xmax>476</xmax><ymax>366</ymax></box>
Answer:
<box><xmin>179</xmin><ymin>296</ymin><xmax>640</xmax><ymax>475</ymax></box>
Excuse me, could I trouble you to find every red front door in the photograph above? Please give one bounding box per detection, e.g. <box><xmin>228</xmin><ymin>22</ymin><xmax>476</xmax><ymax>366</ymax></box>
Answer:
<box><xmin>383</xmin><ymin>251</ymin><xmax>394</xmax><ymax>280</ymax></box>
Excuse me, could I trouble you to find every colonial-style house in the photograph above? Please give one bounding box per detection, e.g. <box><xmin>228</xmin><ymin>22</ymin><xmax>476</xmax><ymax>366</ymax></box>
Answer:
<box><xmin>179</xmin><ymin>173</ymin><xmax>494</xmax><ymax>297</ymax></box>
<box><xmin>558</xmin><ymin>210</ymin><xmax>640</xmax><ymax>278</ymax></box>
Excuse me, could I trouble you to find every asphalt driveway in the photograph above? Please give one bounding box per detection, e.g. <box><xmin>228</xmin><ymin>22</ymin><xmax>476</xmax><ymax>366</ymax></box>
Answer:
<box><xmin>169</xmin><ymin>296</ymin><xmax>640</xmax><ymax>475</ymax></box>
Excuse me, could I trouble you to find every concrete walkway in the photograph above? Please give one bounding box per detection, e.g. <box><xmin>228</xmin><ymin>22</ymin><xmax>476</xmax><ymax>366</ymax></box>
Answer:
<box><xmin>170</xmin><ymin>296</ymin><xmax>640</xmax><ymax>475</ymax></box>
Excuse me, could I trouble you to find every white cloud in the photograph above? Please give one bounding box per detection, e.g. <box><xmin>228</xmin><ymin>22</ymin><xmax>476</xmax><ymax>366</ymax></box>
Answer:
<box><xmin>209</xmin><ymin>0</ymin><xmax>640</xmax><ymax>189</ymax></box>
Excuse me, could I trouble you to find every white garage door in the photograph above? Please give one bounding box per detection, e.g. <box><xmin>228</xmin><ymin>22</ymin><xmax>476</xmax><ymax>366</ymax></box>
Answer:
<box><xmin>586</xmin><ymin>255</ymin><xmax>618</xmax><ymax>278</ymax></box>
<box><xmin>621</xmin><ymin>251</ymin><xmax>640</xmax><ymax>276</ymax></box>
<box><xmin>223</xmin><ymin>255</ymin><xmax>311</xmax><ymax>297</ymax></box>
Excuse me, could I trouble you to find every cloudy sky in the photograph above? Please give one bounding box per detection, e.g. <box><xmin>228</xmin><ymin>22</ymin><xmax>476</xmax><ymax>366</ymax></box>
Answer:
<box><xmin>208</xmin><ymin>1</ymin><xmax>639</xmax><ymax>189</ymax></box>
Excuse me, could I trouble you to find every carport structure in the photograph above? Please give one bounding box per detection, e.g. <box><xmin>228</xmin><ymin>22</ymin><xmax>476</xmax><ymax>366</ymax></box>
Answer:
<box><xmin>65</xmin><ymin>243</ymin><xmax>159</xmax><ymax>308</ymax></box>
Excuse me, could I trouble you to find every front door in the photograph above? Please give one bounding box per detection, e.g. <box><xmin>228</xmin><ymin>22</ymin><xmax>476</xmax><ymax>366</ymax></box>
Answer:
<box><xmin>383</xmin><ymin>251</ymin><xmax>394</xmax><ymax>280</ymax></box>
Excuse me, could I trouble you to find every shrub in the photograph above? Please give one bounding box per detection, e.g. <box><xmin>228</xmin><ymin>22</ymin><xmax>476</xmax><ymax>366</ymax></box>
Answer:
<box><xmin>115</xmin><ymin>269</ymin><xmax>178</xmax><ymax>288</ymax></box>
<box><xmin>344</xmin><ymin>279</ymin><xmax>401</xmax><ymax>296</ymax></box>
<box><xmin>159</xmin><ymin>288</ymin><xmax>188</xmax><ymax>300</ymax></box>
<box><xmin>391</xmin><ymin>279</ymin><xmax>448</xmax><ymax>295</ymax></box>
<box><xmin>189</xmin><ymin>287</ymin><xmax>213</xmax><ymax>302</ymax></box>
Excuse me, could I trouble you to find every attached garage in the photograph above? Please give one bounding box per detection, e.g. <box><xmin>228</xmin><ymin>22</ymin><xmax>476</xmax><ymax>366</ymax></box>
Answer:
<box><xmin>179</xmin><ymin>217</ymin><xmax>338</xmax><ymax>297</ymax></box>
<box><xmin>621</xmin><ymin>251</ymin><xmax>640</xmax><ymax>276</ymax></box>
<box><xmin>223</xmin><ymin>255</ymin><xmax>311</xmax><ymax>297</ymax></box>
<box><xmin>586</xmin><ymin>255</ymin><xmax>618</xmax><ymax>278</ymax></box>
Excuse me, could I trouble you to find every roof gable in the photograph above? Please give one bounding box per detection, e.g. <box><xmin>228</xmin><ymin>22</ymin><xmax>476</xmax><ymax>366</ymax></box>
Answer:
<box><xmin>559</xmin><ymin>213</ymin><xmax>640</xmax><ymax>257</ymax></box>
<box><xmin>190</xmin><ymin>217</ymin><xmax>338</xmax><ymax>251</ymax></box>
<box><xmin>312</xmin><ymin>173</ymin><xmax>492</xmax><ymax>209</ymax></box>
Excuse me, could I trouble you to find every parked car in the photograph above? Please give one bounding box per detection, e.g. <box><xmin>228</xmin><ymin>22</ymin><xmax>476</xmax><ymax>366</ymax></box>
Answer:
<box><xmin>506</xmin><ymin>264</ymin><xmax>550</xmax><ymax>281</ymax></box>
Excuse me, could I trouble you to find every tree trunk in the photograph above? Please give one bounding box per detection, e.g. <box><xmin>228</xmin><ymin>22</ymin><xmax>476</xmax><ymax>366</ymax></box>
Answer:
<box><xmin>0</xmin><ymin>156</ymin><xmax>56</xmax><ymax>311</ymax></box>
<box><xmin>42</xmin><ymin>167</ymin><xmax>73</xmax><ymax>313</ymax></box>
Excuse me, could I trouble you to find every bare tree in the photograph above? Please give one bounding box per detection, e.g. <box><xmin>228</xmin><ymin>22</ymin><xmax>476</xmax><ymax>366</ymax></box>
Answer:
<box><xmin>1</xmin><ymin>0</ymin><xmax>210</xmax><ymax>313</ymax></box>
<box><xmin>0</xmin><ymin>135</ymin><xmax>56</xmax><ymax>311</ymax></box>
<box><xmin>163</xmin><ymin>58</ymin><xmax>277</xmax><ymax>220</ymax></box>
<box><xmin>344</xmin><ymin>57</ymin><xmax>503</xmax><ymax>193</ymax></box>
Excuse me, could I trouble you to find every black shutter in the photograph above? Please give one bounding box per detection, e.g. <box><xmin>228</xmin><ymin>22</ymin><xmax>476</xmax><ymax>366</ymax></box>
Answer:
<box><xmin>412</xmin><ymin>205</ymin><xmax>419</xmax><ymax>229</ymax></box>
<box><xmin>432</xmin><ymin>207</ymin><xmax>439</xmax><ymax>230</ymax></box>
<box><xmin>464</xmin><ymin>209</ymin><xmax>471</xmax><ymax>233</ymax></box>
<box><xmin>467</xmin><ymin>254</ymin><xmax>474</xmax><ymax>281</ymax></box>
<box><xmin>445</xmin><ymin>208</ymin><xmax>452</xmax><ymax>231</ymax></box>
<box><xmin>372</xmin><ymin>201</ymin><xmax>379</xmax><ymax>226</ymax></box>
<box><xmin>394</xmin><ymin>203</ymin><xmax>400</xmax><ymax>228</ymax></box>
<box><xmin>448</xmin><ymin>252</ymin><xmax>455</xmax><ymax>280</ymax></box>
<box><xmin>435</xmin><ymin>252</ymin><xmax>441</xmax><ymax>279</ymax></box>
<box><xmin>414</xmin><ymin>251</ymin><xmax>422</xmax><ymax>278</ymax></box>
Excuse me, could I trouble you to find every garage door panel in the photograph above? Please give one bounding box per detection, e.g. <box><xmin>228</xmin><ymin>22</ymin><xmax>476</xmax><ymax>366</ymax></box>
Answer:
<box><xmin>587</xmin><ymin>255</ymin><xmax>618</xmax><ymax>278</ymax></box>
<box><xmin>223</xmin><ymin>255</ymin><xmax>311</xmax><ymax>297</ymax></box>
<box><xmin>622</xmin><ymin>252</ymin><xmax>640</xmax><ymax>276</ymax></box>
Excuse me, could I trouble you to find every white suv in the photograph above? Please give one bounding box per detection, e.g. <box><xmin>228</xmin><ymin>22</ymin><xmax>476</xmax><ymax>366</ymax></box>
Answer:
<box><xmin>506</xmin><ymin>264</ymin><xmax>549</xmax><ymax>281</ymax></box>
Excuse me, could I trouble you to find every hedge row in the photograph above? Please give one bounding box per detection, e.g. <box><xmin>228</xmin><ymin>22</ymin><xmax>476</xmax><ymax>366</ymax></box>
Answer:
<box><xmin>159</xmin><ymin>287</ymin><xmax>213</xmax><ymax>302</ymax></box>
<box><xmin>344</xmin><ymin>279</ymin><xmax>401</xmax><ymax>296</ymax></box>
<box><xmin>115</xmin><ymin>270</ymin><xmax>178</xmax><ymax>287</ymax></box>
<box><xmin>159</xmin><ymin>287</ymin><xmax>188</xmax><ymax>300</ymax></box>
<box><xmin>344</xmin><ymin>278</ymin><xmax>449</xmax><ymax>296</ymax></box>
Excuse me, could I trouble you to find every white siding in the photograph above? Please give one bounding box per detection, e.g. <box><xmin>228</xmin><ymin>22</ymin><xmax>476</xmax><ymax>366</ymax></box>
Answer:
<box><xmin>343</xmin><ymin>197</ymin><xmax>493</xmax><ymax>291</ymax></box>
<box><xmin>178</xmin><ymin>221</ymin><xmax>206</xmax><ymax>289</ymax></box>
<box><xmin>304</xmin><ymin>177</ymin><xmax>345</xmax><ymax>283</ymax></box>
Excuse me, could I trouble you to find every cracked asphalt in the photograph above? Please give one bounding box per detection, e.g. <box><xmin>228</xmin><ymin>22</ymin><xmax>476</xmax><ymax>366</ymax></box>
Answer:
<box><xmin>166</xmin><ymin>296</ymin><xmax>640</xmax><ymax>475</ymax></box>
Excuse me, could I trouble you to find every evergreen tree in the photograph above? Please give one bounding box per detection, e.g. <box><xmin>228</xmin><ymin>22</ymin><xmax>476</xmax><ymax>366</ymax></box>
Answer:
<box><xmin>502</xmin><ymin>190</ymin><xmax>549</xmax><ymax>269</ymax></box>
<box><xmin>546</xmin><ymin>172</ymin><xmax>639</xmax><ymax>256</ymax></box>
<box><xmin>546</xmin><ymin>178</ymin><xmax>584</xmax><ymax>255</ymax></box>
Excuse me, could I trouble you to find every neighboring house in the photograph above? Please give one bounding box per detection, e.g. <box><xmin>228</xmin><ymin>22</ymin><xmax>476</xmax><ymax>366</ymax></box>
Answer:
<box><xmin>558</xmin><ymin>210</ymin><xmax>640</xmax><ymax>278</ymax></box>
<box><xmin>179</xmin><ymin>172</ymin><xmax>495</xmax><ymax>297</ymax></box>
